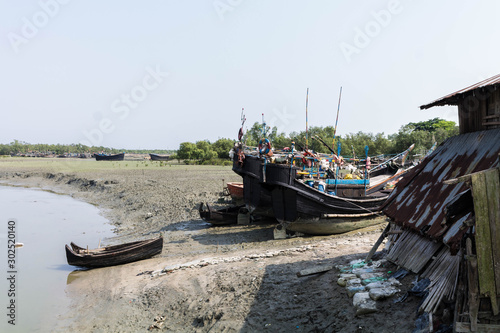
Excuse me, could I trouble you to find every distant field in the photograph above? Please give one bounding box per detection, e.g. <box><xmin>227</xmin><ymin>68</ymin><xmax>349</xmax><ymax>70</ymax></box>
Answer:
<box><xmin>0</xmin><ymin>157</ymin><xmax>232</xmax><ymax>173</ymax></box>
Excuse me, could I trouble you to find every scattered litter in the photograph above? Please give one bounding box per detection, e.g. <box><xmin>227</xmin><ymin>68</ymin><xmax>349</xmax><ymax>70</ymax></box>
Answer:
<box><xmin>336</xmin><ymin>258</ymin><xmax>401</xmax><ymax>312</ymax></box>
<box><xmin>390</xmin><ymin>268</ymin><xmax>409</xmax><ymax>280</ymax></box>
<box><xmin>148</xmin><ymin>316</ymin><xmax>166</xmax><ymax>330</ymax></box>
<box><xmin>353</xmin><ymin>292</ymin><xmax>378</xmax><ymax>315</ymax></box>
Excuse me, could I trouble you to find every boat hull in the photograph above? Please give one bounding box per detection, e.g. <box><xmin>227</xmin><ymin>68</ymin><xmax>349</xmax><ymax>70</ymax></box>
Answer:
<box><xmin>232</xmin><ymin>154</ymin><xmax>274</xmax><ymax>217</ymax></box>
<box><xmin>284</xmin><ymin>215</ymin><xmax>386</xmax><ymax>235</ymax></box>
<box><xmin>93</xmin><ymin>153</ymin><xmax>125</xmax><ymax>161</ymax></box>
<box><xmin>199</xmin><ymin>203</ymin><xmax>243</xmax><ymax>225</ymax></box>
<box><xmin>226</xmin><ymin>182</ymin><xmax>244</xmax><ymax>201</ymax></box>
<box><xmin>65</xmin><ymin>236</ymin><xmax>163</xmax><ymax>268</ymax></box>
<box><xmin>263</xmin><ymin>162</ymin><xmax>388</xmax><ymax>235</ymax></box>
<box><xmin>149</xmin><ymin>153</ymin><xmax>170</xmax><ymax>161</ymax></box>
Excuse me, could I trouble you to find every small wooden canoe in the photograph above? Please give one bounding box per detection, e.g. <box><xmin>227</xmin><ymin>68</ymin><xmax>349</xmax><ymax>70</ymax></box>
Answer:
<box><xmin>65</xmin><ymin>236</ymin><xmax>163</xmax><ymax>268</ymax></box>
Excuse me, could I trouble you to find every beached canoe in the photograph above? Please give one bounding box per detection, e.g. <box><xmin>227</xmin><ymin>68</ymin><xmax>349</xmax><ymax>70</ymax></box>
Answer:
<box><xmin>149</xmin><ymin>153</ymin><xmax>170</xmax><ymax>161</ymax></box>
<box><xmin>65</xmin><ymin>236</ymin><xmax>163</xmax><ymax>268</ymax></box>
<box><xmin>93</xmin><ymin>153</ymin><xmax>125</xmax><ymax>161</ymax></box>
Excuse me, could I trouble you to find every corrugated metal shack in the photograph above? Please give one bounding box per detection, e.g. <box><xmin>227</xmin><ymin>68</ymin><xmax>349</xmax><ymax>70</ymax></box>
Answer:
<box><xmin>382</xmin><ymin>74</ymin><xmax>500</xmax><ymax>332</ymax></box>
<box><xmin>420</xmin><ymin>73</ymin><xmax>500</xmax><ymax>134</ymax></box>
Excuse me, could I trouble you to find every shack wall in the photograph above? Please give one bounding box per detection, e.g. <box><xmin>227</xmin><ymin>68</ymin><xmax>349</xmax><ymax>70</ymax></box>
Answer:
<box><xmin>457</xmin><ymin>87</ymin><xmax>500</xmax><ymax>134</ymax></box>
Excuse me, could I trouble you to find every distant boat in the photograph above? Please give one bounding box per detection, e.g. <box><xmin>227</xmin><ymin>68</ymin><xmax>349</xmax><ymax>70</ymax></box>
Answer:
<box><xmin>149</xmin><ymin>153</ymin><xmax>170</xmax><ymax>161</ymax></box>
<box><xmin>93</xmin><ymin>153</ymin><xmax>125</xmax><ymax>161</ymax></box>
<box><xmin>65</xmin><ymin>236</ymin><xmax>163</xmax><ymax>268</ymax></box>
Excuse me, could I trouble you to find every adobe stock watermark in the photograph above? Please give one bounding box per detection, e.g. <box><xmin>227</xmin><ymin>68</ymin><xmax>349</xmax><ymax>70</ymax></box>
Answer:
<box><xmin>7</xmin><ymin>0</ymin><xmax>71</xmax><ymax>54</ymax></box>
<box><xmin>339</xmin><ymin>0</ymin><xmax>403</xmax><ymax>64</ymax></box>
<box><xmin>266</xmin><ymin>106</ymin><xmax>296</xmax><ymax>135</ymax></box>
<box><xmin>213</xmin><ymin>0</ymin><xmax>244</xmax><ymax>21</ymax></box>
<box><xmin>80</xmin><ymin>65</ymin><xmax>169</xmax><ymax>147</ymax></box>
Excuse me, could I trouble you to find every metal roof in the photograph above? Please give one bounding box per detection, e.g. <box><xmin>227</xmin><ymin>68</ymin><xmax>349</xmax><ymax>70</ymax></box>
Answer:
<box><xmin>383</xmin><ymin>129</ymin><xmax>500</xmax><ymax>253</ymax></box>
<box><xmin>420</xmin><ymin>73</ymin><xmax>500</xmax><ymax>109</ymax></box>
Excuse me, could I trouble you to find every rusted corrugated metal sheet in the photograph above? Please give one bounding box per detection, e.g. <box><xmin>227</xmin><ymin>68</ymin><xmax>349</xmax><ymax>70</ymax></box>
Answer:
<box><xmin>383</xmin><ymin>129</ymin><xmax>500</xmax><ymax>254</ymax></box>
<box><xmin>420</xmin><ymin>73</ymin><xmax>500</xmax><ymax>109</ymax></box>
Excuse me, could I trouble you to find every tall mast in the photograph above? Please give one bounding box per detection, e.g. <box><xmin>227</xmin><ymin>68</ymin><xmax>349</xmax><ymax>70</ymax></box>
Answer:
<box><xmin>305</xmin><ymin>88</ymin><xmax>309</xmax><ymax>150</ymax></box>
<box><xmin>333</xmin><ymin>86</ymin><xmax>342</xmax><ymax>150</ymax></box>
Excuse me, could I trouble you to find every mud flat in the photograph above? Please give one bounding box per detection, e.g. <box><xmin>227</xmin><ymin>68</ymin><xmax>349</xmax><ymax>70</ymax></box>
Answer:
<box><xmin>0</xmin><ymin>158</ymin><xmax>419</xmax><ymax>332</ymax></box>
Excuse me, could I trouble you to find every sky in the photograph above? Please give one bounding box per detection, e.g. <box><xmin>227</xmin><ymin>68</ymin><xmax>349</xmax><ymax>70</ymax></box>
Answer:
<box><xmin>1</xmin><ymin>0</ymin><xmax>499</xmax><ymax>150</ymax></box>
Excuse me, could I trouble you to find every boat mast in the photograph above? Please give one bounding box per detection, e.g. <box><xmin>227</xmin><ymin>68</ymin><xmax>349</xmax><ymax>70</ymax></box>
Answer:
<box><xmin>305</xmin><ymin>88</ymin><xmax>309</xmax><ymax>150</ymax></box>
<box><xmin>332</xmin><ymin>86</ymin><xmax>342</xmax><ymax>151</ymax></box>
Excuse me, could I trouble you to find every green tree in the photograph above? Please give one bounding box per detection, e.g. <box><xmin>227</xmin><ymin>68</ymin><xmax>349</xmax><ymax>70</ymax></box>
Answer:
<box><xmin>176</xmin><ymin>142</ymin><xmax>197</xmax><ymax>160</ymax></box>
<box><xmin>211</xmin><ymin>138</ymin><xmax>235</xmax><ymax>159</ymax></box>
<box><xmin>195</xmin><ymin>140</ymin><xmax>217</xmax><ymax>160</ymax></box>
<box><xmin>389</xmin><ymin>118</ymin><xmax>458</xmax><ymax>155</ymax></box>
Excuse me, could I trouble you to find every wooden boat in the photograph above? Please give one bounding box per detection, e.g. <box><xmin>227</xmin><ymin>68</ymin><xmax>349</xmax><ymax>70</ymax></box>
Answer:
<box><xmin>93</xmin><ymin>152</ymin><xmax>125</xmax><ymax>161</ymax></box>
<box><xmin>232</xmin><ymin>153</ymin><xmax>274</xmax><ymax>217</ymax></box>
<box><xmin>65</xmin><ymin>236</ymin><xmax>163</xmax><ymax>268</ymax></box>
<box><xmin>149</xmin><ymin>153</ymin><xmax>170</xmax><ymax>161</ymax></box>
<box><xmin>199</xmin><ymin>202</ymin><xmax>244</xmax><ymax>225</ymax></box>
<box><xmin>262</xmin><ymin>161</ymin><xmax>393</xmax><ymax>235</ymax></box>
<box><xmin>226</xmin><ymin>182</ymin><xmax>243</xmax><ymax>201</ymax></box>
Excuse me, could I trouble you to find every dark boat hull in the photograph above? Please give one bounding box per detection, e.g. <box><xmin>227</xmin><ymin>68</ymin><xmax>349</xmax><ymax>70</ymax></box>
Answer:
<box><xmin>284</xmin><ymin>215</ymin><xmax>387</xmax><ymax>235</ymax></box>
<box><xmin>94</xmin><ymin>153</ymin><xmax>125</xmax><ymax>161</ymax></box>
<box><xmin>65</xmin><ymin>236</ymin><xmax>163</xmax><ymax>268</ymax></box>
<box><xmin>149</xmin><ymin>153</ymin><xmax>170</xmax><ymax>161</ymax></box>
<box><xmin>232</xmin><ymin>154</ymin><xmax>274</xmax><ymax>217</ymax></box>
<box><xmin>199</xmin><ymin>203</ymin><xmax>244</xmax><ymax>225</ymax></box>
<box><xmin>263</xmin><ymin>162</ymin><xmax>389</xmax><ymax>235</ymax></box>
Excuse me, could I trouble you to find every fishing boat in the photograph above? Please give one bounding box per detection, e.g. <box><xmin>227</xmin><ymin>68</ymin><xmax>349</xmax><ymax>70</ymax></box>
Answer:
<box><xmin>65</xmin><ymin>236</ymin><xmax>163</xmax><ymax>268</ymax></box>
<box><xmin>149</xmin><ymin>153</ymin><xmax>170</xmax><ymax>161</ymax></box>
<box><xmin>226</xmin><ymin>182</ymin><xmax>244</xmax><ymax>201</ymax></box>
<box><xmin>199</xmin><ymin>202</ymin><xmax>244</xmax><ymax>225</ymax></box>
<box><xmin>261</xmin><ymin>144</ymin><xmax>413</xmax><ymax>235</ymax></box>
<box><xmin>93</xmin><ymin>152</ymin><xmax>125</xmax><ymax>161</ymax></box>
<box><xmin>232</xmin><ymin>151</ymin><xmax>274</xmax><ymax>217</ymax></box>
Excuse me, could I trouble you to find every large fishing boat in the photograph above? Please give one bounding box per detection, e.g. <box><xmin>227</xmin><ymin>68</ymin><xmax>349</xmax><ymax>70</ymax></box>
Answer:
<box><xmin>261</xmin><ymin>144</ymin><xmax>413</xmax><ymax>235</ymax></box>
<box><xmin>232</xmin><ymin>150</ymin><xmax>274</xmax><ymax>217</ymax></box>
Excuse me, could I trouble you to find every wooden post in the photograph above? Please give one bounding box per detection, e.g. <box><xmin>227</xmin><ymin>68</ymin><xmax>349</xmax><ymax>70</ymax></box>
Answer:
<box><xmin>365</xmin><ymin>222</ymin><xmax>390</xmax><ymax>262</ymax></box>
<box><xmin>471</xmin><ymin>170</ymin><xmax>499</xmax><ymax>315</ymax></box>
<box><xmin>485</xmin><ymin>169</ymin><xmax>500</xmax><ymax>296</ymax></box>
<box><xmin>466</xmin><ymin>238</ymin><xmax>479</xmax><ymax>332</ymax></box>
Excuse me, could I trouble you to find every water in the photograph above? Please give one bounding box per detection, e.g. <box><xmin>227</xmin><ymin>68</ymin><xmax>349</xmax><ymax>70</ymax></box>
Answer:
<box><xmin>0</xmin><ymin>186</ymin><xmax>114</xmax><ymax>332</ymax></box>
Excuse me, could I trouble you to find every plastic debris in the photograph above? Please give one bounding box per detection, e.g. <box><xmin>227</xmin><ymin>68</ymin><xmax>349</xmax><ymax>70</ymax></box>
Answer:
<box><xmin>409</xmin><ymin>278</ymin><xmax>430</xmax><ymax>297</ymax></box>
<box><xmin>353</xmin><ymin>292</ymin><xmax>378</xmax><ymax>315</ymax></box>
<box><xmin>369</xmin><ymin>287</ymin><xmax>400</xmax><ymax>301</ymax></box>
<box><xmin>362</xmin><ymin>276</ymin><xmax>387</xmax><ymax>285</ymax></box>
<box><xmin>390</xmin><ymin>268</ymin><xmax>409</xmax><ymax>280</ymax></box>
<box><xmin>347</xmin><ymin>285</ymin><xmax>366</xmax><ymax>297</ymax></box>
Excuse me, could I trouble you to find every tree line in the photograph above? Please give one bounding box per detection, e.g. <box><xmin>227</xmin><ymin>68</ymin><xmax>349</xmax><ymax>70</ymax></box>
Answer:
<box><xmin>175</xmin><ymin>117</ymin><xmax>458</xmax><ymax>163</ymax></box>
<box><xmin>0</xmin><ymin>140</ymin><xmax>174</xmax><ymax>156</ymax></box>
<box><xmin>2</xmin><ymin>118</ymin><xmax>458</xmax><ymax>163</ymax></box>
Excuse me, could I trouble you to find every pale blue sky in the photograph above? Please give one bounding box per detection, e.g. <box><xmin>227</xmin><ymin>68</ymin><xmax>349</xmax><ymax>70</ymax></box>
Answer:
<box><xmin>1</xmin><ymin>0</ymin><xmax>499</xmax><ymax>149</ymax></box>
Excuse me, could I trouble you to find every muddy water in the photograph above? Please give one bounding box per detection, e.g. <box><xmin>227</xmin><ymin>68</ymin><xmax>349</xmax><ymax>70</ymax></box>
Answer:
<box><xmin>0</xmin><ymin>186</ymin><xmax>114</xmax><ymax>332</ymax></box>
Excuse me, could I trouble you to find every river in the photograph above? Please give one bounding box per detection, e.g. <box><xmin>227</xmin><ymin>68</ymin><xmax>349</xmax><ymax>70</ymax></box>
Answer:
<box><xmin>0</xmin><ymin>185</ymin><xmax>114</xmax><ymax>332</ymax></box>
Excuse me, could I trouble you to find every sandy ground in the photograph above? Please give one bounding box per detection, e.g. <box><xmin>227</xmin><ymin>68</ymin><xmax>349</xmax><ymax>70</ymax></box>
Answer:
<box><xmin>0</xmin><ymin>158</ymin><xmax>421</xmax><ymax>332</ymax></box>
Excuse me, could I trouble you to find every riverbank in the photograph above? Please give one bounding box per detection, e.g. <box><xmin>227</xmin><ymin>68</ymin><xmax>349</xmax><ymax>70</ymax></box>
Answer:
<box><xmin>0</xmin><ymin>158</ymin><xmax>419</xmax><ymax>332</ymax></box>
